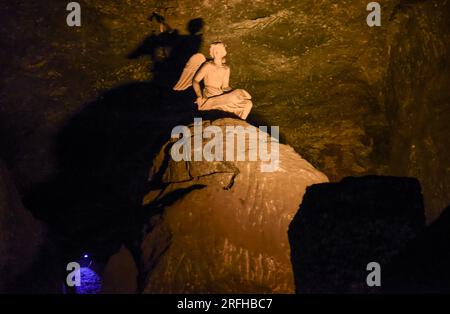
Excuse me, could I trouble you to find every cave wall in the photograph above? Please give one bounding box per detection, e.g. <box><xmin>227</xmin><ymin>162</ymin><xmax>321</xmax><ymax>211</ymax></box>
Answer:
<box><xmin>0</xmin><ymin>160</ymin><xmax>45</xmax><ymax>292</ymax></box>
<box><xmin>1</xmin><ymin>0</ymin><xmax>449</xmax><ymax>221</ymax></box>
<box><xmin>383</xmin><ymin>0</ymin><xmax>450</xmax><ymax>221</ymax></box>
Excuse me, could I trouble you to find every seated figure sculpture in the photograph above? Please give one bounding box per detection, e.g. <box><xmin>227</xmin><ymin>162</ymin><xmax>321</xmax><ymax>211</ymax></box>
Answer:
<box><xmin>173</xmin><ymin>42</ymin><xmax>253</xmax><ymax>120</ymax></box>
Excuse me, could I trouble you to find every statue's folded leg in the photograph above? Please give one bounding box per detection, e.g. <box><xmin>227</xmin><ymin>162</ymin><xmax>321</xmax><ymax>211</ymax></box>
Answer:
<box><xmin>228</xmin><ymin>90</ymin><xmax>253</xmax><ymax>119</ymax></box>
<box><xmin>234</xmin><ymin>89</ymin><xmax>252</xmax><ymax>100</ymax></box>
<box><xmin>199</xmin><ymin>90</ymin><xmax>253</xmax><ymax>119</ymax></box>
<box><xmin>240</xmin><ymin>100</ymin><xmax>253</xmax><ymax>120</ymax></box>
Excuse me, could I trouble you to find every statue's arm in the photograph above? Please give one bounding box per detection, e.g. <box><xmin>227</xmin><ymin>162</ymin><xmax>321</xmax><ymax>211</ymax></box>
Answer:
<box><xmin>192</xmin><ymin>79</ymin><xmax>203</xmax><ymax>99</ymax></box>
<box><xmin>222</xmin><ymin>67</ymin><xmax>232</xmax><ymax>92</ymax></box>
<box><xmin>193</xmin><ymin>63</ymin><xmax>209</xmax><ymax>104</ymax></box>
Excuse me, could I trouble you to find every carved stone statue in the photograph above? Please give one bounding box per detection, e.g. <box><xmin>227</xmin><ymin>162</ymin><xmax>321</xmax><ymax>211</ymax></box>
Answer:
<box><xmin>173</xmin><ymin>42</ymin><xmax>253</xmax><ymax>120</ymax></box>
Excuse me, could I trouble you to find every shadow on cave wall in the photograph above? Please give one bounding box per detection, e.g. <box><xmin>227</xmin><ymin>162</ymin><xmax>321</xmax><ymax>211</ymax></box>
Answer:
<box><xmin>22</xmin><ymin>16</ymin><xmax>244</xmax><ymax>272</ymax></box>
<box><xmin>128</xmin><ymin>15</ymin><xmax>205</xmax><ymax>88</ymax></box>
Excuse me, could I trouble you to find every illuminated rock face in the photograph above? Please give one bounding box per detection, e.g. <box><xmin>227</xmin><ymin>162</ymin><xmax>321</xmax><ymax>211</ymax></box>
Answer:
<box><xmin>1</xmin><ymin>1</ymin><xmax>449</xmax><ymax>224</ymax></box>
<box><xmin>0</xmin><ymin>0</ymin><xmax>449</xmax><ymax>292</ymax></box>
<box><xmin>140</xmin><ymin>118</ymin><xmax>328</xmax><ymax>293</ymax></box>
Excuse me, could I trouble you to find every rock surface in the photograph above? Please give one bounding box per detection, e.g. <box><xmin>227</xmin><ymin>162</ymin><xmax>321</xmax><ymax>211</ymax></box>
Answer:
<box><xmin>102</xmin><ymin>245</ymin><xmax>138</xmax><ymax>294</ymax></box>
<box><xmin>288</xmin><ymin>176</ymin><xmax>425</xmax><ymax>293</ymax></box>
<box><xmin>0</xmin><ymin>160</ymin><xmax>45</xmax><ymax>292</ymax></box>
<box><xmin>140</xmin><ymin>118</ymin><xmax>328</xmax><ymax>293</ymax></box>
<box><xmin>1</xmin><ymin>0</ymin><xmax>449</xmax><ymax>222</ymax></box>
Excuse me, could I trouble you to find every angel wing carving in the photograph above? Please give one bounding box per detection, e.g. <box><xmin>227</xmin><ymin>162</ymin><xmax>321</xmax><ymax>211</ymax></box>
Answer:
<box><xmin>173</xmin><ymin>53</ymin><xmax>207</xmax><ymax>91</ymax></box>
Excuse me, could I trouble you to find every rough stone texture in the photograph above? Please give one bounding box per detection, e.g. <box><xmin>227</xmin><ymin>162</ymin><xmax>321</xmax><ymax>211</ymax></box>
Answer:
<box><xmin>0</xmin><ymin>160</ymin><xmax>45</xmax><ymax>292</ymax></box>
<box><xmin>1</xmin><ymin>0</ymin><xmax>449</xmax><ymax>222</ymax></box>
<box><xmin>288</xmin><ymin>176</ymin><xmax>425</xmax><ymax>293</ymax></box>
<box><xmin>383</xmin><ymin>2</ymin><xmax>450</xmax><ymax>221</ymax></box>
<box><xmin>140</xmin><ymin>118</ymin><xmax>328</xmax><ymax>293</ymax></box>
<box><xmin>0</xmin><ymin>0</ymin><xmax>449</xmax><ymax>293</ymax></box>
<box><xmin>102</xmin><ymin>245</ymin><xmax>138</xmax><ymax>294</ymax></box>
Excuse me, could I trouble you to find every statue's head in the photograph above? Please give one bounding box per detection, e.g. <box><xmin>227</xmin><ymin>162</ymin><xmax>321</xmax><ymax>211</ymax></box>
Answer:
<box><xmin>187</xmin><ymin>18</ymin><xmax>204</xmax><ymax>35</ymax></box>
<box><xmin>209</xmin><ymin>42</ymin><xmax>227</xmax><ymax>63</ymax></box>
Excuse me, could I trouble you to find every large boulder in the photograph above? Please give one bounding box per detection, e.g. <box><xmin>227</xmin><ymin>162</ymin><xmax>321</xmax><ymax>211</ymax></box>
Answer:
<box><xmin>140</xmin><ymin>117</ymin><xmax>328</xmax><ymax>293</ymax></box>
<box><xmin>0</xmin><ymin>160</ymin><xmax>46</xmax><ymax>292</ymax></box>
<box><xmin>383</xmin><ymin>205</ymin><xmax>450</xmax><ymax>293</ymax></box>
<box><xmin>288</xmin><ymin>176</ymin><xmax>426</xmax><ymax>293</ymax></box>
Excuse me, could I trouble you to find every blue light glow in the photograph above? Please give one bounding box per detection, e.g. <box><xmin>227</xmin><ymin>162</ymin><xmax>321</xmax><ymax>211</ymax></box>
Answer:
<box><xmin>75</xmin><ymin>267</ymin><xmax>102</xmax><ymax>294</ymax></box>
